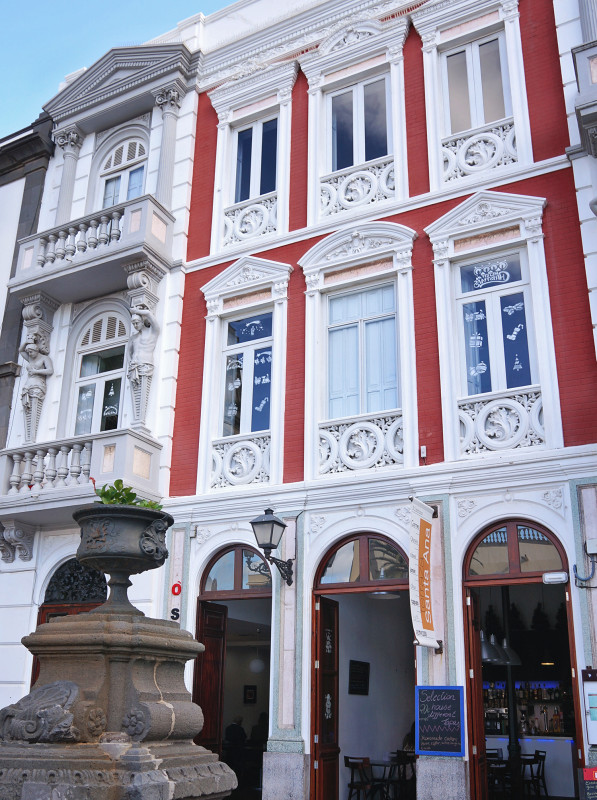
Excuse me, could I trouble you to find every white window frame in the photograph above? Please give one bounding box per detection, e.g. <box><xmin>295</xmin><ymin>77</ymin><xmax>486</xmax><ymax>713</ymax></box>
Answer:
<box><xmin>440</xmin><ymin>32</ymin><xmax>512</xmax><ymax>136</ymax></box>
<box><xmin>99</xmin><ymin>139</ymin><xmax>147</xmax><ymax>209</ymax></box>
<box><xmin>325</xmin><ymin>281</ymin><xmax>399</xmax><ymax>419</ymax></box>
<box><xmin>326</xmin><ymin>75</ymin><xmax>393</xmax><ymax>173</ymax></box>
<box><xmin>453</xmin><ymin>249</ymin><xmax>538</xmax><ymax>397</ymax></box>
<box><xmin>219</xmin><ymin>311</ymin><xmax>274</xmax><ymax>437</ymax></box>
<box><xmin>232</xmin><ymin>116</ymin><xmax>279</xmax><ymax>205</ymax></box>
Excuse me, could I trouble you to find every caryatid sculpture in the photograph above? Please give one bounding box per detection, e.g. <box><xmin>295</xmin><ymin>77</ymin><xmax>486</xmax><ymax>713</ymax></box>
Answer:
<box><xmin>19</xmin><ymin>333</ymin><xmax>53</xmax><ymax>443</ymax></box>
<box><xmin>127</xmin><ymin>305</ymin><xmax>159</xmax><ymax>427</ymax></box>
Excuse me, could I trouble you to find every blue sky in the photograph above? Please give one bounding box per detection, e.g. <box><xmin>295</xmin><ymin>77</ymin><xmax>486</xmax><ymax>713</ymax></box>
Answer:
<box><xmin>1</xmin><ymin>1</ymin><xmax>234</xmax><ymax>139</ymax></box>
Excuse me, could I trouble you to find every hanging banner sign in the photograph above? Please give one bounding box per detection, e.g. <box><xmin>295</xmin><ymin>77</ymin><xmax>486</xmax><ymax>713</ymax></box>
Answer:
<box><xmin>409</xmin><ymin>497</ymin><xmax>439</xmax><ymax>649</ymax></box>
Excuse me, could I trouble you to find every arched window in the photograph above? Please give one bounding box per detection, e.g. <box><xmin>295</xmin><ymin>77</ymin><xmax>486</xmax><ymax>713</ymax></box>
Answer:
<box><xmin>464</xmin><ymin>520</ymin><xmax>565</xmax><ymax>582</ymax></box>
<box><xmin>315</xmin><ymin>533</ymin><xmax>408</xmax><ymax>590</ymax></box>
<box><xmin>201</xmin><ymin>546</ymin><xmax>272</xmax><ymax>598</ymax></box>
<box><xmin>44</xmin><ymin>558</ymin><xmax>107</xmax><ymax>604</ymax></box>
<box><xmin>100</xmin><ymin>138</ymin><xmax>147</xmax><ymax>208</ymax></box>
<box><xmin>74</xmin><ymin>312</ymin><xmax>128</xmax><ymax>435</ymax></box>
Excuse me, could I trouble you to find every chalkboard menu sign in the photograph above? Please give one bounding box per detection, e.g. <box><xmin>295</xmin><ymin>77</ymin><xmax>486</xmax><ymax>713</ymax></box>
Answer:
<box><xmin>415</xmin><ymin>685</ymin><xmax>465</xmax><ymax>757</ymax></box>
<box><xmin>583</xmin><ymin>767</ymin><xmax>597</xmax><ymax>799</ymax></box>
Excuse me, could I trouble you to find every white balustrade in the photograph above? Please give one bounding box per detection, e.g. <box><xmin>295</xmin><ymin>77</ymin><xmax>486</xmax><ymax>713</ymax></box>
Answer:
<box><xmin>320</xmin><ymin>155</ymin><xmax>395</xmax><ymax>217</ymax></box>
<box><xmin>223</xmin><ymin>193</ymin><xmax>278</xmax><ymax>247</ymax></box>
<box><xmin>442</xmin><ymin>118</ymin><xmax>517</xmax><ymax>182</ymax></box>
<box><xmin>458</xmin><ymin>387</ymin><xmax>544</xmax><ymax>456</ymax></box>
<box><xmin>319</xmin><ymin>410</ymin><xmax>404</xmax><ymax>474</ymax></box>
<box><xmin>5</xmin><ymin>439</ymin><xmax>92</xmax><ymax>496</ymax></box>
<box><xmin>36</xmin><ymin>210</ymin><xmax>123</xmax><ymax>268</ymax></box>
<box><xmin>211</xmin><ymin>433</ymin><xmax>271</xmax><ymax>488</ymax></box>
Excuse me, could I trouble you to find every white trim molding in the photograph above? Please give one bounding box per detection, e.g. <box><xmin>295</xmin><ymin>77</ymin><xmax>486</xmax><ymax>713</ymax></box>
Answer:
<box><xmin>425</xmin><ymin>189</ymin><xmax>563</xmax><ymax>461</ymax></box>
<box><xmin>298</xmin><ymin>221</ymin><xmax>418</xmax><ymax>480</ymax></box>
<box><xmin>198</xmin><ymin>256</ymin><xmax>293</xmax><ymax>492</ymax></box>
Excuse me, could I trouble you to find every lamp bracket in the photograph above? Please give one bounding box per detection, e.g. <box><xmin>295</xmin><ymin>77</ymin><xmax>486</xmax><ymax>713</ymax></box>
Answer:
<box><xmin>267</xmin><ymin>555</ymin><xmax>294</xmax><ymax>586</ymax></box>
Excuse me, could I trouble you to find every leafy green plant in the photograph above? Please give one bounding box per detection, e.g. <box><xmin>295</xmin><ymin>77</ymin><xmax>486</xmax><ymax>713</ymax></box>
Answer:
<box><xmin>95</xmin><ymin>479</ymin><xmax>163</xmax><ymax>510</ymax></box>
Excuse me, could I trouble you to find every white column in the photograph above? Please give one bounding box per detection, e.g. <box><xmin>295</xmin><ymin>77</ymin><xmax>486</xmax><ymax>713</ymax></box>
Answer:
<box><xmin>303</xmin><ymin>270</ymin><xmax>324</xmax><ymax>480</ymax></box>
<box><xmin>580</xmin><ymin>0</ymin><xmax>597</xmax><ymax>43</ymax></box>
<box><xmin>396</xmin><ymin>254</ymin><xmax>418</xmax><ymax>468</ymax></box>
<box><xmin>196</xmin><ymin>305</ymin><xmax>221</xmax><ymax>493</ymax></box>
<box><xmin>270</xmin><ymin>284</ymin><xmax>289</xmax><ymax>484</ymax></box>
<box><xmin>153</xmin><ymin>86</ymin><xmax>183</xmax><ymax>211</ymax></box>
<box><xmin>54</xmin><ymin>126</ymin><xmax>82</xmax><ymax>225</ymax></box>
<box><xmin>210</xmin><ymin>114</ymin><xmax>232</xmax><ymax>252</ymax></box>
<box><xmin>276</xmin><ymin>88</ymin><xmax>293</xmax><ymax>235</ymax></box>
<box><xmin>306</xmin><ymin>77</ymin><xmax>323</xmax><ymax>227</ymax></box>
<box><xmin>502</xmin><ymin>0</ymin><xmax>533</xmax><ymax>165</ymax></box>
<box><xmin>420</xmin><ymin>34</ymin><xmax>442</xmax><ymax>192</ymax></box>
<box><xmin>389</xmin><ymin>44</ymin><xmax>408</xmax><ymax>201</ymax></box>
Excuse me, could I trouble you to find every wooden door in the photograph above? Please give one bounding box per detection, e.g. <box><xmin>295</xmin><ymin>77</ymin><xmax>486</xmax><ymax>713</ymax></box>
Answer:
<box><xmin>465</xmin><ymin>588</ymin><xmax>487</xmax><ymax>800</ymax></box>
<box><xmin>193</xmin><ymin>600</ymin><xmax>227</xmax><ymax>752</ymax></box>
<box><xmin>312</xmin><ymin>596</ymin><xmax>340</xmax><ymax>800</ymax></box>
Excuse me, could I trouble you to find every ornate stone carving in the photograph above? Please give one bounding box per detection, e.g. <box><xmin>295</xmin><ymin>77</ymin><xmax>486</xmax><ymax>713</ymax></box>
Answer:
<box><xmin>523</xmin><ymin>215</ymin><xmax>543</xmax><ymax>240</ymax></box>
<box><xmin>154</xmin><ymin>87</ymin><xmax>182</xmax><ymax>112</ymax></box>
<box><xmin>319</xmin><ymin>412</ymin><xmax>403</xmax><ymax>474</ymax></box>
<box><xmin>542</xmin><ymin>488</ymin><xmax>563</xmax><ymax>510</ymax></box>
<box><xmin>224</xmin><ymin>265</ymin><xmax>268</xmax><ymax>287</ymax></box>
<box><xmin>0</xmin><ymin>681</ymin><xmax>80</xmax><ymax>743</ymax></box>
<box><xmin>320</xmin><ymin>156</ymin><xmax>395</xmax><ymax>216</ymax></box>
<box><xmin>459</xmin><ymin>390</ymin><xmax>545</xmax><ymax>455</ymax></box>
<box><xmin>86</xmin><ymin>707</ymin><xmax>107</xmax><ymax>737</ymax></box>
<box><xmin>122</xmin><ymin>707</ymin><xmax>148</xmax><ymax>739</ymax></box>
<box><xmin>124</xmin><ymin>260</ymin><xmax>165</xmax><ymax>312</ymax></box>
<box><xmin>79</xmin><ymin>517</ymin><xmax>117</xmax><ymax>553</ymax></box>
<box><xmin>223</xmin><ymin>194</ymin><xmax>278</xmax><ymax>246</ymax></box>
<box><xmin>432</xmin><ymin>239</ymin><xmax>449</xmax><ymax>260</ymax></box>
<box><xmin>211</xmin><ymin>434</ymin><xmax>271</xmax><ymax>488</ymax></box>
<box><xmin>18</xmin><ymin>332</ymin><xmax>53</xmax><ymax>443</ymax></box>
<box><xmin>458</xmin><ymin>499</ymin><xmax>476</xmax><ymax>518</ymax></box>
<box><xmin>53</xmin><ymin>126</ymin><xmax>83</xmax><ymax>153</ymax></box>
<box><xmin>127</xmin><ymin>305</ymin><xmax>160</xmax><ymax>427</ymax></box>
<box><xmin>44</xmin><ymin>559</ymin><xmax>107</xmax><ymax>604</ymax></box>
<box><xmin>442</xmin><ymin>120</ymin><xmax>517</xmax><ymax>182</ymax></box>
<box><xmin>0</xmin><ymin>521</ymin><xmax>35</xmax><ymax>562</ymax></box>
<box><xmin>324</xmin><ymin>230</ymin><xmax>398</xmax><ymax>261</ymax></box>
<box><xmin>309</xmin><ymin>515</ymin><xmax>327</xmax><ymax>535</ymax></box>
<box><xmin>193</xmin><ymin>527</ymin><xmax>212</xmax><ymax>545</ymax></box>
<box><xmin>458</xmin><ymin>201</ymin><xmax>512</xmax><ymax>227</ymax></box>
<box><xmin>139</xmin><ymin>519</ymin><xmax>169</xmax><ymax>564</ymax></box>
<box><xmin>394</xmin><ymin>505</ymin><xmax>410</xmax><ymax>527</ymax></box>
<box><xmin>329</xmin><ymin>26</ymin><xmax>374</xmax><ymax>51</ymax></box>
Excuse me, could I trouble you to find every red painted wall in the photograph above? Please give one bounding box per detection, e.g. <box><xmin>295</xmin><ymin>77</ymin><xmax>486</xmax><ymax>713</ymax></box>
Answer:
<box><xmin>520</xmin><ymin>0</ymin><xmax>569</xmax><ymax>161</ymax></box>
<box><xmin>404</xmin><ymin>26</ymin><xmax>430</xmax><ymax>197</ymax></box>
<box><xmin>187</xmin><ymin>92</ymin><xmax>219</xmax><ymax>261</ymax></box>
<box><xmin>289</xmin><ymin>70</ymin><xmax>309</xmax><ymax>231</ymax></box>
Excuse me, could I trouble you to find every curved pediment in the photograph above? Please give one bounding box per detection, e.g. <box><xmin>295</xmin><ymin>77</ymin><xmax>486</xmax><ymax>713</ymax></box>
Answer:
<box><xmin>299</xmin><ymin>222</ymin><xmax>417</xmax><ymax>270</ymax></box>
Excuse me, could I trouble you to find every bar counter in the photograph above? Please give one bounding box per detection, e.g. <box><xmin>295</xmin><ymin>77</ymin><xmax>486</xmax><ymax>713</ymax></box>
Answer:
<box><xmin>486</xmin><ymin>734</ymin><xmax>577</xmax><ymax>797</ymax></box>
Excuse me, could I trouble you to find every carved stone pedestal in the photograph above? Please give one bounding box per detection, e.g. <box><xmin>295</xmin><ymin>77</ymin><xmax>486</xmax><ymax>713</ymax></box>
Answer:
<box><xmin>0</xmin><ymin>506</ymin><xmax>236</xmax><ymax>800</ymax></box>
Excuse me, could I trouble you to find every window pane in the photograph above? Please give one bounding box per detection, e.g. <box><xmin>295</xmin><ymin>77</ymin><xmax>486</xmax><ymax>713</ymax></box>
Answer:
<box><xmin>479</xmin><ymin>39</ymin><xmax>506</xmax><ymax>123</ymax></box>
<box><xmin>228</xmin><ymin>313</ymin><xmax>273</xmax><ymax>345</ymax></box>
<box><xmin>75</xmin><ymin>384</ymin><xmax>95</xmax><ymax>436</ymax></box>
<box><xmin>242</xmin><ymin>549</ymin><xmax>272</xmax><ymax>590</ymax></box>
<box><xmin>363</xmin><ymin>79</ymin><xmax>388</xmax><ymax>161</ymax></box>
<box><xmin>126</xmin><ymin>166</ymin><xmax>144</xmax><ymax>200</ymax></box>
<box><xmin>460</xmin><ymin>254</ymin><xmax>522</xmax><ymax>293</ymax></box>
<box><xmin>80</xmin><ymin>346</ymin><xmax>125</xmax><ymax>377</ymax></box>
<box><xmin>518</xmin><ymin>526</ymin><xmax>563</xmax><ymax>573</ymax></box>
<box><xmin>205</xmin><ymin>550</ymin><xmax>235</xmax><ymax>591</ymax></box>
<box><xmin>102</xmin><ymin>176</ymin><xmax>121</xmax><ymax>208</ymax></box>
<box><xmin>100</xmin><ymin>378</ymin><xmax>121</xmax><ymax>432</ymax></box>
<box><xmin>369</xmin><ymin>539</ymin><xmax>407</xmax><ymax>581</ymax></box>
<box><xmin>363</xmin><ymin>285</ymin><xmax>395</xmax><ymax>316</ymax></box>
<box><xmin>329</xmin><ymin>325</ymin><xmax>359</xmax><ymax>418</ymax></box>
<box><xmin>252</xmin><ymin>347</ymin><xmax>272</xmax><ymax>432</ymax></box>
<box><xmin>501</xmin><ymin>292</ymin><xmax>532</xmax><ymax>388</ymax></box>
<box><xmin>365</xmin><ymin>316</ymin><xmax>397</xmax><ymax>412</ymax></box>
<box><xmin>332</xmin><ymin>91</ymin><xmax>354</xmax><ymax>171</ymax></box>
<box><xmin>468</xmin><ymin>527</ymin><xmax>508</xmax><ymax>576</ymax></box>
<box><xmin>235</xmin><ymin>128</ymin><xmax>253</xmax><ymax>202</ymax></box>
<box><xmin>463</xmin><ymin>301</ymin><xmax>492</xmax><ymax>395</ymax></box>
<box><xmin>447</xmin><ymin>51</ymin><xmax>471</xmax><ymax>134</ymax></box>
<box><xmin>321</xmin><ymin>540</ymin><xmax>360</xmax><ymax>583</ymax></box>
<box><xmin>223</xmin><ymin>354</ymin><xmax>243</xmax><ymax>437</ymax></box>
<box><xmin>260</xmin><ymin>119</ymin><xmax>277</xmax><ymax>195</ymax></box>
<box><xmin>329</xmin><ymin>292</ymin><xmax>361</xmax><ymax>325</ymax></box>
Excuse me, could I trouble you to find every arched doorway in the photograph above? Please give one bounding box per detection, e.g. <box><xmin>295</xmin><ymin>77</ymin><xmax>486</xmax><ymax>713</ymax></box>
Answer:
<box><xmin>193</xmin><ymin>545</ymin><xmax>272</xmax><ymax>800</ymax></box>
<box><xmin>463</xmin><ymin>519</ymin><xmax>582</xmax><ymax>800</ymax></box>
<box><xmin>311</xmin><ymin>533</ymin><xmax>414</xmax><ymax>800</ymax></box>
<box><xmin>32</xmin><ymin>558</ymin><xmax>107</xmax><ymax>685</ymax></box>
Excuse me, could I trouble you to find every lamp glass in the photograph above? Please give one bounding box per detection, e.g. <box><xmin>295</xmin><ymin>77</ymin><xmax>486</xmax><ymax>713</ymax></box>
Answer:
<box><xmin>250</xmin><ymin>508</ymin><xmax>287</xmax><ymax>553</ymax></box>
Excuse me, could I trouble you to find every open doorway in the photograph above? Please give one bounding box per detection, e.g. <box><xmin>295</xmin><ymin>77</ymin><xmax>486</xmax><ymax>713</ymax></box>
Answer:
<box><xmin>193</xmin><ymin>546</ymin><xmax>272</xmax><ymax>800</ymax></box>
<box><xmin>311</xmin><ymin>534</ymin><xmax>416</xmax><ymax>800</ymax></box>
<box><xmin>464</xmin><ymin>520</ymin><xmax>582</xmax><ymax>800</ymax></box>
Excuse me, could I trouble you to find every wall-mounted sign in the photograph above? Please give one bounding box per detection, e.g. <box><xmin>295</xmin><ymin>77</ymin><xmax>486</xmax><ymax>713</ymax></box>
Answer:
<box><xmin>583</xmin><ymin>767</ymin><xmax>597</xmax><ymax>799</ymax></box>
<box><xmin>415</xmin><ymin>686</ymin><xmax>465</xmax><ymax>757</ymax></box>
<box><xmin>409</xmin><ymin>498</ymin><xmax>438</xmax><ymax>649</ymax></box>
<box><xmin>348</xmin><ymin>660</ymin><xmax>370</xmax><ymax>695</ymax></box>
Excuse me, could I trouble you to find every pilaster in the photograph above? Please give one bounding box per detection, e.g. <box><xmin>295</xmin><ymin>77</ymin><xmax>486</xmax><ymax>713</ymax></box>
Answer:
<box><xmin>153</xmin><ymin>83</ymin><xmax>185</xmax><ymax>211</ymax></box>
<box><xmin>53</xmin><ymin>125</ymin><xmax>83</xmax><ymax>225</ymax></box>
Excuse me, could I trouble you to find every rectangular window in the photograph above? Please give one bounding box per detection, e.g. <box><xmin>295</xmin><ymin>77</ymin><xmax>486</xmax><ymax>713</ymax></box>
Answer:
<box><xmin>126</xmin><ymin>166</ymin><xmax>145</xmax><ymax>200</ymax></box>
<box><xmin>329</xmin><ymin>77</ymin><xmax>390</xmax><ymax>172</ymax></box>
<box><xmin>234</xmin><ymin>118</ymin><xmax>278</xmax><ymax>203</ymax></box>
<box><xmin>457</xmin><ymin>252</ymin><xmax>534</xmax><ymax>396</ymax></box>
<box><xmin>102</xmin><ymin>176</ymin><xmax>121</xmax><ymax>209</ymax></box>
<box><xmin>327</xmin><ymin>285</ymin><xmax>398</xmax><ymax>418</ymax></box>
<box><xmin>222</xmin><ymin>313</ymin><xmax>273</xmax><ymax>436</ymax></box>
<box><xmin>74</xmin><ymin>345</ymin><xmax>125</xmax><ymax>434</ymax></box>
<box><xmin>444</xmin><ymin>35</ymin><xmax>510</xmax><ymax>135</ymax></box>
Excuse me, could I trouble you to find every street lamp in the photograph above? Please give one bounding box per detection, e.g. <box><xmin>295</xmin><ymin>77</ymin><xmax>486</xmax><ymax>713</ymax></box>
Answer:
<box><xmin>250</xmin><ymin>508</ymin><xmax>294</xmax><ymax>586</ymax></box>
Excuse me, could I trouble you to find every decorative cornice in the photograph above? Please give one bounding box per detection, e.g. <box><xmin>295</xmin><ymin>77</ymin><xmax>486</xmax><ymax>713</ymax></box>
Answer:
<box><xmin>208</xmin><ymin>61</ymin><xmax>299</xmax><ymax>119</ymax></box>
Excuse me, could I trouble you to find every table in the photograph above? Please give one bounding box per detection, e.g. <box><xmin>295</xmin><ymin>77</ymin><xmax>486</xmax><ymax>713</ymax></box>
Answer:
<box><xmin>370</xmin><ymin>756</ymin><xmax>416</xmax><ymax>800</ymax></box>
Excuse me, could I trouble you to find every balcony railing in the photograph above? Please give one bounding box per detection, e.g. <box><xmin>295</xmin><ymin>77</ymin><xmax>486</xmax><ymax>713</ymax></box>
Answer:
<box><xmin>211</xmin><ymin>432</ymin><xmax>271</xmax><ymax>488</ymax></box>
<box><xmin>320</xmin><ymin>155</ymin><xmax>395</xmax><ymax>218</ymax></box>
<box><xmin>222</xmin><ymin>192</ymin><xmax>278</xmax><ymax>247</ymax></box>
<box><xmin>442</xmin><ymin>118</ymin><xmax>517</xmax><ymax>183</ymax></box>
<box><xmin>319</xmin><ymin>410</ymin><xmax>404</xmax><ymax>474</ymax></box>
<box><xmin>12</xmin><ymin>195</ymin><xmax>174</xmax><ymax>302</ymax></box>
<box><xmin>4</xmin><ymin>439</ymin><xmax>92</xmax><ymax>496</ymax></box>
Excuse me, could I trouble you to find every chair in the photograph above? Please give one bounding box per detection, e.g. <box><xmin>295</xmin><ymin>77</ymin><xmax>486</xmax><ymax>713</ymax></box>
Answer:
<box><xmin>531</xmin><ymin>750</ymin><xmax>548</xmax><ymax>797</ymax></box>
<box><xmin>486</xmin><ymin>748</ymin><xmax>504</xmax><ymax>761</ymax></box>
<box><xmin>345</xmin><ymin>756</ymin><xmax>386</xmax><ymax>800</ymax></box>
<box><xmin>387</xmin><ymin>750</ymin><xmax>416</xmax><ymax>800</ymax></box>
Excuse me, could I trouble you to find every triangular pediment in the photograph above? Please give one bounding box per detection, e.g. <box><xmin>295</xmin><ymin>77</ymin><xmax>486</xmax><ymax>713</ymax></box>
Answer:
<box><xmin>425</xmin><ymin>191</ymin><xmax>547</xmax><ymax>241</ymax></box>
<box><xmin>201</xmin><ymin>256</ymin><xmax>293</xmax><ymax>303</ymax></box>
<box><xmin>44</xmin><ymin>44</ymin><xmax>194</xmax><ymax>125</ymax></box>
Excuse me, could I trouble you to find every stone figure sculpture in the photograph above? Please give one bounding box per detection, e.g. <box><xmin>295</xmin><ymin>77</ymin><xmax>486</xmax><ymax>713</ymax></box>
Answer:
<box><xmin>127</xmin><ymin>305</ymin><xmax>159</xmax><ymax>426</ymax></box>
<box><xmin>19</xmin><ymin>333</ymin><xmax>53</xmax><ymax>442</ymax></box>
